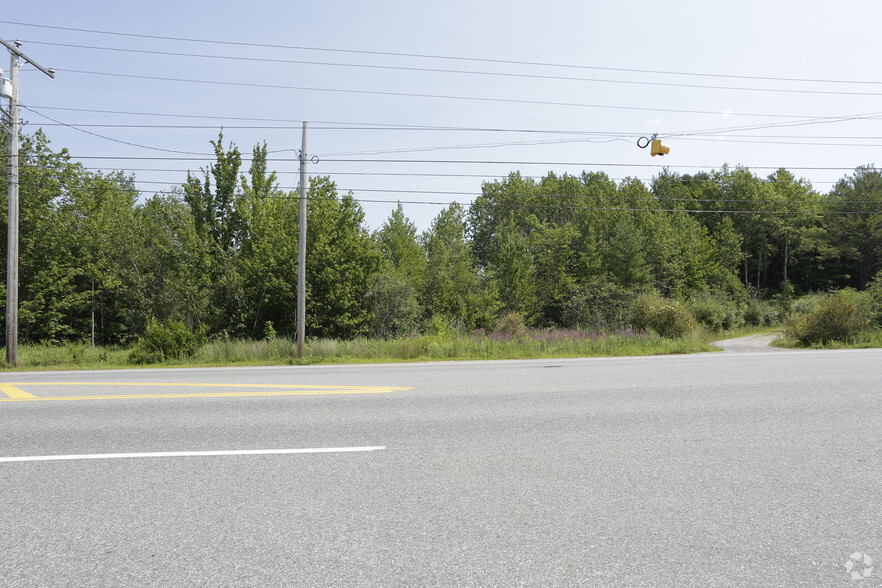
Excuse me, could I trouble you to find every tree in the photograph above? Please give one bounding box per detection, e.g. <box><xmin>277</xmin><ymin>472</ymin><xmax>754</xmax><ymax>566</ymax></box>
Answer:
<box><xmin>825</xmin><ymin>166</ymin><xmax>882</xmax><ymax>289</ymax></box>
<box><xmin>423</xmin><ymin>203</ymin><xmax>498</xmax><ymax>329</ymax></box>
<box><xmin>374</xmin><ymin>203</ymin><xmax>425</xmax><ymax>286</ymax></box>
<box><xmin>364</xmin><ymin>269</ymin><xmax>421</xmax><ymax>338</ymax></box>
<box><xmin>183</xmin><ymin>130</ymin><xmax>243</xmax><ymax>251</ymax></box>
<box><xmin>304</xmin><ymin>177</ymin><xmax>380</xmax><ymax>338</ymax></box>
<box><xmin>604</xmin><ymin>217</ymin><xmax>651</xmax><ymax>288</ymax></box>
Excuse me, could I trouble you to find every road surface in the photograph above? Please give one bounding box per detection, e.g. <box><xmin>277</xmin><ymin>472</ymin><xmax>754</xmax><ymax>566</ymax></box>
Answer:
<box><xmin>1</xmin><ymin>348</ymin><xmax>879</xmax><ymax>586</ymax></box>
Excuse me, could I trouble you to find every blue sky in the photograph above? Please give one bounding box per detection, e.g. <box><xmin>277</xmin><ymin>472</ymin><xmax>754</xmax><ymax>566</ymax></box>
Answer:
<box><xmin>3</xmin><ymin>1</ymin><xmax>882</xmax><ymax>231</ymax></box>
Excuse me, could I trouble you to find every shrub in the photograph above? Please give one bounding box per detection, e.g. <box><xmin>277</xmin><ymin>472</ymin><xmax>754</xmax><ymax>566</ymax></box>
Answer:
<box><xmin>688</xmin><ymin>293</ymin><xmax>729</xmax><ymax>331</ymax></box>
<box><xmin>561</xmin><ymin>278</ymin><xmax>635</xmax><ymax>331</ymax></box>
<box><xmin>129</xmin><ymin>319</ymin><xmax>207</xmax><ymax>364</ymax></box>
<box><xmin>865</xmin><ymin>271</ymin><xmax>882</xmax><ymax>327</ymax></box>
<box><xmin>785</xmin><ymin>291</ymin><xmax>869</xmax><ymax>345</ymax></box>
<box><xmin>495</xmin><ymin>311</ymin><xmax>527</xmax><ymax>338</ymax></box>
<box><xmin>743</xmin><ymin>298</ymin><xmax>779</xmax><ymax>326</ymax></box>
<box><xmin>364</xmin><ymin>270</ymin><xmax>422</xmax><ymax>339</ymax></box>
<box><xmin>630</xmin><ymin>294</ymin><xmax>695</xmax><ymax>338</ymax></box>
<box><xmin>786</xmin><ymin>293</ymin><xmax>826</xmax><ymax>319</ymax></box>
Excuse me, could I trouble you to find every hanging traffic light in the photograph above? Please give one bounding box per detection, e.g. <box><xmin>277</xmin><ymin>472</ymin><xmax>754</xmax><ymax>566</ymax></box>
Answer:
<box><xmin>637</xmin><ymin>134</ymin><xmax>670</xmax><ymax>156</ymax></box>
<box><xmin>650</xmin><ymin>138</ymin><xmax>670</xmax><ymax>157</ymax></box>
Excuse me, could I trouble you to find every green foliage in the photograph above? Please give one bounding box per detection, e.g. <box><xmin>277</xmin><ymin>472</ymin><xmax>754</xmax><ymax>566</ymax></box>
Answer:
<box><xmin>495</xmin><ymin>311</ymin><xmax>527</xmax><ymax>338</ymax></box>
<box><xmin>604</xmin><ymin>217</ymin><xmax>651</xmax><ymax>288</ymax></box>
<box><xmin>374</xmin><ymin>203</ymin><xmax>426</xmax><ymax>285</ymax></box>
<box><xmin>865</xmin><ymin>270</ymin><xmax>882</xmax><ymax>327</ymax></box>
<box><xmin>688</xmin><ymin>292</ymin><xmax>731</xmax><ymax>331</ymax></box>
<box><xmin>304</xmin><ymin>177</ymin><xmax>381</xmax><ymax>338</ymax></box>
<box><xmin>183</xmin><ymin>130</ymin><xmax>243</xmax><ymax>251</ymax></box>
<box><xmin>129</xmin><ymin>319</ymin><xmax>207</xmax><ymax>364</ymax></box>
<box><xmin>824</xmin><ymin>166</ymin><xmax>882</xmax><ymax>289</ymax></box>
<box><xmin>364</xmin><ymin>269</ymin><xmax>421</xmax><ymax>339</ymax></box>
<box><xmin>785</xmin><ymin>290</ymin><xmax>870</xmax><ymax>345</ymax></box>
<box><xmin>561</xmin><ymin>277</ymin><xmax>634</xmax><ymax>331</ymax></box>
<box><xmin>9</xmin><ymin>125</ymin><xmax>882</xmax><ymax>355</ymax></box>
<box><xmin>630</xmin><ymin>294</ymin><xmax>695</xmax><ymax>338</ymax></box>
<box><xmin>422</xmin><ymin>203</ymin><xmax>498</xmax><ymax>330</ymax></box>
<box><xmin>743</xmin><ymin>298</ymin><xmax>779</xmax><ymax>327</ymax></box>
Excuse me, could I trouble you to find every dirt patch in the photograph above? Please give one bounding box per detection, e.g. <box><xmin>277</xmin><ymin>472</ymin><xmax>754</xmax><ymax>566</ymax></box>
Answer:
<box><xmin>711</xmin><ymin>332</ymin><xmax>784</xmax><ymax>352</ymax></box>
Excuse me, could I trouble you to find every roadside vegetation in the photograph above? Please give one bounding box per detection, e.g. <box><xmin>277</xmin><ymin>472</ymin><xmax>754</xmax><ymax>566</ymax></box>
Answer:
<box><xmin>2</xmin><ymin>128</ymin><xmax>882</xmax><ymax>370</ymax></box>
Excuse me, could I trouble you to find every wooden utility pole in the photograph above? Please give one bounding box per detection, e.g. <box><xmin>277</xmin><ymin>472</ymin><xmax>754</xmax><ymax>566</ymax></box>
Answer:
<box><xmin>297</xmin><ymin>122</ymin><xmax>308</xmax><ymax>357</ymax></box>
<box><xmin>1</xmin><ymin>39</ymin><xmax>53</xmax><ymax>365</ymax></box>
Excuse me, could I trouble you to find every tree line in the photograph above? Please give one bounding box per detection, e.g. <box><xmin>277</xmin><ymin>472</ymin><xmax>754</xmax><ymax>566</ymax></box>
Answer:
<box><xmin>1</xmin><ymin>128</ymin><xmax>880</xmax><ymax>345</ymax></box>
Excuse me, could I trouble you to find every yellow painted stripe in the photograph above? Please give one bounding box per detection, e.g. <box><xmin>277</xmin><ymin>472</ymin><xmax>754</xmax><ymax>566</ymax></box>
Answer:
<box><xmin>0</xmin><ymin>388</ymin><xmax>398</xmax><ymax>402</ymax></box>
<box><xmin>0</xmin><ymin>384</ymin><xmax>37</xmax><ymax>399</ymax></box>
<box><xmin>6</xmin><ymin>382</ymin><xmax>411</xmax><ymax>391</ymax></box>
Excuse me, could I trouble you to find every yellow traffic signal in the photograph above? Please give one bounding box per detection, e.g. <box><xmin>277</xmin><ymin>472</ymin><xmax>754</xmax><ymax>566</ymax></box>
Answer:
<box><xmin>650</xmin><ymin>139</ymin><xmax>670</xmax><ymax>156</ymax></box>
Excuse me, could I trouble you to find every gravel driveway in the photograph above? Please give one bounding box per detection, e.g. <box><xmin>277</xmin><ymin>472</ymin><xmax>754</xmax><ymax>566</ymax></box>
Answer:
<box><xmin>711</xmin><ymin>332</ymin><xmax>785</xmax><ymax>352</ymax></box>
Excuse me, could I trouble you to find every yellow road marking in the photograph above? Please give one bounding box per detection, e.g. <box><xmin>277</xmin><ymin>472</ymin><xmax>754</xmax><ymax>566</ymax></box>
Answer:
<box><xmin>0</xmin><ymin>384</ymin><xmax>36</xmax><ymax>399</ymax></box>
<box><xmin>0</xmin><ymin>389</ymin><xmax>396</xmax><ymax>402</ymax></box>
<box><xmin>4</xmin><ymin>382</ymin><xmax>410</xmax><ymax>390</ymax></box>
<box><xmin>0</xmin><ymin>382</ymin><xmax>412</xmax><ymax>402</ymax></box>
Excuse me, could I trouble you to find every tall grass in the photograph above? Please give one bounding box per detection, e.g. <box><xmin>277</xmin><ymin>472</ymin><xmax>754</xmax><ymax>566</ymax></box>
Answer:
<box><xmin>2</xmin><ymin>328</ymin><xmax>717</xmax><ymax>371</ymax></box>
<box><xmin>8</xmin><ymin>342</ymin><xmax>132</xmax><ymax>370</ymax></box>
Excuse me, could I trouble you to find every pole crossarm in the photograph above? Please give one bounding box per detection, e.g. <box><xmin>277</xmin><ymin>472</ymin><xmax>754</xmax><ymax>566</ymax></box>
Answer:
<box><xmin>0</xmin><ymin>38</ymin><xmax>54</xmax><ymax>78</ymax></box>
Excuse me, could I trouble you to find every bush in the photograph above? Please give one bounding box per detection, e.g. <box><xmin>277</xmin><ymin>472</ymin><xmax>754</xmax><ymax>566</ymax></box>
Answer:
<box><xmin>495</xmin><ymin>311</ymin><xmax>527</xmax><ymax>338</ymax></box>
<box><xmin>688</xmin><ymin>292</ymin><xmax>731</xmax><ymax>331</ymax></box>
<box><xmin>785</xmin><ymin>292</ymin><xmax>826</xmax><ymax>319</ymax></box>
<box><xmin>561</xmin><ymin>278</ymin><xmax>635</xmax><ymax>331</ymax></box>
<box><xmin>743</xmin><ymin>298</ymin><xmax>780</xmax><ymax>326</ymax></box>
<box><xmin>785</xmin><ymin>291</ymin><xmax>869</xmax><ymax>345</ymax></box>
<box><xmin>865</xmin><ymin>271</ymin><xmax>882</xmax><ymax>327</ymax></box>
<box><xmin>630</xmin><ymin>294</ymin><xmax>695</xmax><ymax>338</ymax></box>
<box><xmin>364</xmin><ymin>270</ymin><xmax>421</xmax><ymax>339</ymax></box>
<box><xmin>129</xmin><ymin>319</ymin><xmax>207</xmax><ymax>364</ymax></box>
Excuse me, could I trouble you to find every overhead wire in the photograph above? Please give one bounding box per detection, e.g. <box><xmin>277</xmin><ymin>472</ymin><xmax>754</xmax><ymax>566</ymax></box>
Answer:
<box><xmin>48</xmin><ymin>68</ymin><xmax>861</xmax><ymax>120</ymax></box>
<box><xmin>20</xmin><ymin>105</ymin><xmax>215</xmax><ymax>156</ymax></box>
<box><xmin>22</xmin><ymin>105</ymin><xmax>882</xmax><ymax>135</ymax></box>
<box><xmin>7</xmin><ymin>19</ymin><xmax>882</xmax><ymax>88</ymax></box>
<box><xmin>10</xmin><ymin>168</ymin><xmax>881</xmax><ymax>207</ymax></box>
<box><xmin>21</xmin><ymin>103</ymin><xmax>882</xmax><ymax>161</ymax></box>
<box><xmin>17</xmin><ymin>39</ymin><xmax>882</xmax><ymax>98</ymax></box>
<box><xmin>8</xmin><ymin>179</ymin><xmax>878</xmax><ymax>216</ymax></box>
<box><xmin>12</xmin><ymin>161</ymin><xmax>852</xmax><ymax>186</ymax></box>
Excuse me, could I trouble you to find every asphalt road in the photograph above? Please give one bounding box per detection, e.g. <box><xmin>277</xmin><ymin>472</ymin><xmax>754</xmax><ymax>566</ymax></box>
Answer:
<box><xmin>0</xmin><ymin>348</ymin><xmax>880</xmax><ymax>587</ymax></box>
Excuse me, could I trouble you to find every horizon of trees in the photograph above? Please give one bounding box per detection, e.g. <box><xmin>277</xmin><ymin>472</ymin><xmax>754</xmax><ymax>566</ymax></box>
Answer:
<box><xmin>2</xmin><ymin>128</ymin><xmax>881</xmax><ymax>345</ymax></box>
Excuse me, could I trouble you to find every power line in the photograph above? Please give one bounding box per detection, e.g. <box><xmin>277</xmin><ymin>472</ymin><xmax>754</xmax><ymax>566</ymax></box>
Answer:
<box><xmin>20</xmin><ymin>105</ymin><xmax>215</xmax><ymax>156</ymax></box>
<box><xmin>12</xmin><ymin>171</ymin><xmax>882</xmax><ymax>207</ymax></box>
<box><xmin>19</xmin><ymin>39</ymin><xmax>882</xmax><ymax>98</ymax></box>
<box><xmin>11</xmin><ymin>162</ymin><xmax>851</xmax><ymax>186</ymax></box>
<box><xmin>50</xmin><ymin>68</ymin><xmax>834</xmax><ymax>120</ymax></box>
<box><xmin>23</xmin><ymin>107</ymin><xmax>882</xmax><ymax>161</ymax></box>
<box><xmin>24</xmin><ymin>104</ymin><xmax>882</xmax><ymax>133</ymax></box>
<box><xmin>34</xmin><ymin>153</ymin><xmax>861</xmax><ymax>170</ymax></box>
<box><xmin>6</xmin><ymin>19</ymin><xmax>882</xmax><ymax>87</ymax></box>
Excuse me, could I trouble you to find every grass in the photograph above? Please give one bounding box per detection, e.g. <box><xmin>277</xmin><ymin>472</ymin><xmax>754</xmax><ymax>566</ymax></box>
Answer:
<box><xmin>773</xmin><ymin>328</ymin><xmax>882</xmax><ymax>349</ymax></box>
<box><xmin>1</xmin><ymin>327</ymin><xmax>720</xmax><ymax>371</ymax></box>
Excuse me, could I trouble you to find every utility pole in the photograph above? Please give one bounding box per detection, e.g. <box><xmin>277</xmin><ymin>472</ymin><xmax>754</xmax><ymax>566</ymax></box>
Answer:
<box><xmin>0</xmin><ymin>39</ymin><xmax>54</xmax><ymax>366</ymax></box>
<box><xmin>297</xmin><ymin>122</ymin><xmax>308</xmax><ymax>357</ymax></box>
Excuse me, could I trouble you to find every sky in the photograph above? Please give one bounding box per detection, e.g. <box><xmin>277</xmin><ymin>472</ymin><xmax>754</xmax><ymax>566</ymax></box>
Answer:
<box><xmin>3</xmin><ymin>0</ymin><xmax>882</xmax><ymax>232</ymax></box>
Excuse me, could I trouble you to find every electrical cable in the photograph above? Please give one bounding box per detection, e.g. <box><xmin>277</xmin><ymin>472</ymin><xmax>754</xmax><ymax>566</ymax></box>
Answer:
<box><xmin>50</xmin><ymin>68</ymin><xmax>833</xmax><ymax>120</ymax></box>
<box><xmin>19</xmin><ymin>39</ymin><xmax>882</xmax><ymax>97</ymax></box>
<box><xmin>9</xmin><ymin>172</ymin><xmax>882</xmax><ymax>208</ymax></box>
<box><xmin>6</xmin><ymin>20</ymin><xmax>882</xmax><ymax>87</ymax></box>
<box><xmin>19</xmin><ymin>105</ymin><xmax>215</xmax><ymax>156</ymax></box>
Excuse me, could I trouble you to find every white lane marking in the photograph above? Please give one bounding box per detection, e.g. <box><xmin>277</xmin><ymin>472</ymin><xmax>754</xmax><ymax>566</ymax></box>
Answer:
<box><xmin>0</xmin><ymin>446</ymin><xmax>386</xmax><ymax>463</ymax></box>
